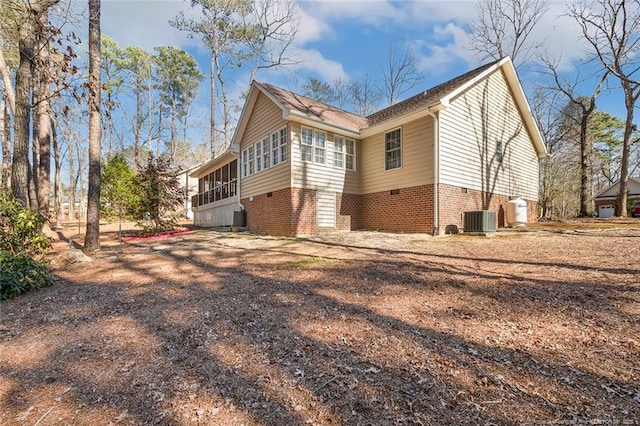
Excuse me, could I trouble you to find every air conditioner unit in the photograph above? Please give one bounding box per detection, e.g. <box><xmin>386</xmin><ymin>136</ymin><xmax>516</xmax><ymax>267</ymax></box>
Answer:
<box><xmin>464</xmin><ymin>210</ymin><xmax>496</xmax><ymax>234</ymax></box>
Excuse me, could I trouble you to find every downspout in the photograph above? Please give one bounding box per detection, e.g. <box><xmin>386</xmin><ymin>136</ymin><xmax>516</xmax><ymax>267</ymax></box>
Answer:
<box><xmin>235</xmin><ymin>147</ymin><xmax>244</xmax><ymax>212</ymax></box>
<box><xmin>426</xmin><ymin>108</ymin><xmax>440</xmax><ymax>236</ymax></box>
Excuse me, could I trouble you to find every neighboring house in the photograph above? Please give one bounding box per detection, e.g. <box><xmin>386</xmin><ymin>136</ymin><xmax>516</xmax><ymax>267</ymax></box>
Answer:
<box><xmin>176</xmin><ymin>164</ymin><xmax>202</xmax><ymax>220</ymax></box>
<box><xmin>594</xmin><ymin>177</ymin><xmax>640</xmax><ymax>218</ymax></box>
<box><xmin>191</xmin><ymin>57</ymin><xmax>547</xmax><ymax>236</ymax></box>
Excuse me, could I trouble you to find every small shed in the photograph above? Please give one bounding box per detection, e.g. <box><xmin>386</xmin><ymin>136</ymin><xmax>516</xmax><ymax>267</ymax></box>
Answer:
<box><xmin>594</xmin><ymin>177</ymin><xmax>640</xmax><ymax>217</ymax></box>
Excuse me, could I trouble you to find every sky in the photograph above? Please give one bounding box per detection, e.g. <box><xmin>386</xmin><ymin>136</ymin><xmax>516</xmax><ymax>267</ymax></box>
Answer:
<box><xmin>95</xmin><ymin>0</ymin><xmax>628</xmax><ymax>138</ymax></box>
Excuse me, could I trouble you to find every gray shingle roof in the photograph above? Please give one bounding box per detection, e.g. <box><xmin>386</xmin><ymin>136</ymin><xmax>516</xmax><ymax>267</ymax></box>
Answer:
<box><xmin>366</xmin><ymin>60</ymin><xmax>500</xmax><ymax>126</ymax></box>
<box><xmin>257</xmin><ymin>82</ymin><xmax>369</xmax><ymax>132</ymax></box>
<box><xmin>257</xmin><ymin>59</ymin><xmax>500</xmax><ymax>131</ymax></box>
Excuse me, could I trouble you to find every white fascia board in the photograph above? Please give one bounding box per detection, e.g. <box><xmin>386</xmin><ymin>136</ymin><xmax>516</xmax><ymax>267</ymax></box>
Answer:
<box><xmin>284</xmin><ymin>110</ymin><xmax>362</xmax><ymax>139</ymax></box>
<box><xmin>190</xmin><ymin>150</ymin><xmax>237</xmax><ymax>178</ymax></box>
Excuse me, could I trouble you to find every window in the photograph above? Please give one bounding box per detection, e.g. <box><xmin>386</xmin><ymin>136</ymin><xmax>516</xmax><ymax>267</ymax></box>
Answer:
<box><xmin>270</xmin><ymin>127</ymin><xmax>287</xmax><ymax>165</ymax></box>
<box><xmin>271</xmin><ymin>132</ymin><xmax>280</xmax><ymax>166</ymax></box>
<box><xmin>279</xmin><ymin>128</ymin><xmax>288</xmax><ymax>163</ymax></box>
<box><xmin>301</xmin><ymin>126</ymin><xmax>326</xmax><ymax>164</ymax></box>
<box><xmin>334</xmin><ymin>136</ymin><xmax>355</xmax><ymax>171</ymax></box>
<box><xmin>496</xmin><ymin>141</ymin><xmax>503</xmax><ymax>163</ymax></box>
<box><xmin>262</xmin><ymin>138</ymin><xmax>270</xmax><ymax>170</ymax></box>
<box><xmin>301</xmin><ymin>127</ymin><xmax>313</xmax><ymax>162</ymax></box>
<box><xmin>196</xmin><ymin>159</ymin><xmax>238</xmax><ymax>206</ymax></box>
<box><xmin>248</xmin><ymin>145</ymin><xmax>255</xmax><ymax>175</ymax></box>
<box><xmin>242</xmin><ymin>149</ymin><xmax>249</xmax><ymax>177</ymax></box>
<box><xmin>385</xmin><ymin>128</ymin><xmax>402</xmax><ymax>170</ymax></box>
<box><xmin>255</xmin><ymin>142</ymin><xmax>262</xmax><ymax>172</ymax></box>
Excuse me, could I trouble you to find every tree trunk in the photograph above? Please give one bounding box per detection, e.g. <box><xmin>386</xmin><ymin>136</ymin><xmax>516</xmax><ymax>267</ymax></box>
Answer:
<box><xmin>52</xmin><ymin>121</ymin><xmax>64</xmax><ymax>226</ymax></box>
<box><xmin>37</xmin><ymin>12</ymin><xmax>52</xmax><ymax>218</ymax></box>
<box><xmin>134</xmin><ymin>80</ymin><xmax>142</xmax><ymax>169</ymax></box>
<box><xmin>0</xmin><ymin>47</ymin><xmax>16</xmax><ymax>115</ymax></box>
<box><xmin>11</xmin><ymin>10</ymin><xmax>35</xmax><ymax>206</ymax></box>
<box><xmin>210</xmin><ymin>54</ymin><xmax>215</xmax><ymax>157</ymax></box>
<box><xmin>170</xmin><ymin>93</ymin><xmax>176</xmax><ymax>163</ymax></box>
<box><xmin>1</xmin><ymin>93</ymin><xmax>9</xmax><ymax>190</ymax></box>
<box><xmin>617</xmin><ymin>87</ymin><xmax>635</xmax><ymax>217</ymax></box>
<box><xmin>579</xmin><ymin>114</ymin><xmax>592</xmax><ymax>216</ymax></box>
<box><xmin>84</xmin><ymin>0</ymin><xmax>102</xmax><ymax>251</ymax></box>
<box><xmin>68</xmin><ymin>134</ymin><xmax>75</xmax><ymax>221</ymax></box>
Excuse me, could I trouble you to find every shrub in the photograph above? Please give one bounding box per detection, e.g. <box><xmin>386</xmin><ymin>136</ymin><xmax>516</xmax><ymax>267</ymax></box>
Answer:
<box><xmin>0</xmin><ymin>191</ymin><xmax>53</xmax><ymax>300</ymax></box>
<box><xmin>136</xmin><ymin>156</ymin><xmax>185</xmax><ymax>232</ymax></box>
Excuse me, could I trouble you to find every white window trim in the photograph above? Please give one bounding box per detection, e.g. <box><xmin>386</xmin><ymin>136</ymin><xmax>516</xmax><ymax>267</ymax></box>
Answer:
<box><xmin>384</xmin><ymin>127</ymin><xmax>402</xmax><ymax>171</ymax></box>
<box><xmin>333</xmin><ymin>135</ymin><xmax>356</xmax><ymax>171</ymax></box>
<box><xmin>301</xmin><ymin>126</ymin><xmax>327</xmax><ymax>165</ymax></box>
<box><xmin>279</xmin><ymin>127</ymin><xmax>288</xmax><ymax>163</ymax></box>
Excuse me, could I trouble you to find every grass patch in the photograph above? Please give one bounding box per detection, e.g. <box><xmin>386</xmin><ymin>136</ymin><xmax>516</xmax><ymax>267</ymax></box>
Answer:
<box><xmin>281</xmin><ymin>257</ymin><xmax>326</xmax><ymax>269</ymax></box>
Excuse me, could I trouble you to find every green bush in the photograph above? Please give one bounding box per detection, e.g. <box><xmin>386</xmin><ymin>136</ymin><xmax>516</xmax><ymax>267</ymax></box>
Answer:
<box><xmin>0</xmin><ymin>191</ymin><xmax>53</xmax><ymax>300</ymax></box>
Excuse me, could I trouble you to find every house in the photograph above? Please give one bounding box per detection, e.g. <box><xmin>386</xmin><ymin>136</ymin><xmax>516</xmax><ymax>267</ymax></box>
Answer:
<box><xmin>191</xmin><ymin>57</ymin><xmax>547</xmax><ymax>236</ymax></box>
<box><xmin>594</xmin><ymin>177</ymin><xmax>640</xmax><ymax>217</ymax></box>
<box><xmin>176</xmin><ymin>164</ymin><xmax>201</xmax><ymax>220</ymax></box>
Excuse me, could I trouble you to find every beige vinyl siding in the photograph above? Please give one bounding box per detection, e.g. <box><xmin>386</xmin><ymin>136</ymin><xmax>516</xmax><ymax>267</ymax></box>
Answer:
<box><xmin>290</xmin><ymin>122</ymin><xmax>361</xmax><ymax>194</ymax></box>
<box><xmin>316</xmin><ymin>191</ymin><xmax>337</xmax><ymax>227</ymax></box>
<box><xmin>241</xmin><ymin>92</ymin><xmax>291</xmax><ymax>197</ymax></box>
<box><xmin>439</xmin><ymin>69</ymin><xmax>539</xmax><ymax>201</ymax></box>
<box><xmin>360</xmin><ymin>116</ymin><xmax>434</xmax><ymax>194</ymax></box>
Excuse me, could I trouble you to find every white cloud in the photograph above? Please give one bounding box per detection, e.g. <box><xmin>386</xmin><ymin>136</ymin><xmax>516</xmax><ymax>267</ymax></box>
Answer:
<box><xmin>101</xmin><ymin>0</ymin><xmax>195</xmax><ymax>50</ymax></box>
<box><xmin>296</xmin><ymin>6</ymin><xmax>332</xmax><ymax>44</ymax></box>
<box><xmin>299</xmin><ymin>0</ymin><xmax>408</xmax><ymax>27</ymax></box>
<box><xmin>418</xmin><ymin>22</ymin><xmax>478</xmax><ymax>73</ymax></box>
<box><xmin>288</xmin><ymin>47</ymin><xmax>348</xmax><ymax>82</ymax></box>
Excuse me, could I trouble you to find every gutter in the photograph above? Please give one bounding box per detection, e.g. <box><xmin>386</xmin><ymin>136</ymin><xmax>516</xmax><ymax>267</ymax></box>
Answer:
<box><xmin>230</xmin><ymin>143</ymin><xmax>245</xmax><ymax>212</ymax></box>
<box><xmin>426</xmin><ymin>108</ymin><xmax>440</xmax><ymax>235</ymax></box>
<box><xmin>426</xmin><ymin>101</ymin><xmax>447</xmax><ymax>236</ymax></box>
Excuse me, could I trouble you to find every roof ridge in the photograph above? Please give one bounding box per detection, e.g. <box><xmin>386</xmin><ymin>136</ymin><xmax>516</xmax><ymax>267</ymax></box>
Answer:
<box><xmin>365</xmin><ymin>59</ymin><xmax>501</xmax><ymax>125</ymax></box>
<box><xmin>257</xmin><ymin>81</ymin><xmax>365</xmax><ymax>119</ymax></box>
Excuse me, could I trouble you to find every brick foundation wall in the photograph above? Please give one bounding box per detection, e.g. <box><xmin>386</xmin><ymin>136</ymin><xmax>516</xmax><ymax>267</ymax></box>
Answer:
<box><xmin>243</xmin><ymin>184</ymin><xmax>538</xmax><ymax>236</ymax></box>
<box><xmin>243</xmin><ymin>188</ymin><xmax>294</xmax><ymax>236</ymax></box>
<box><xmin>337</xmin><ymin>192</ymin><xmax>362</xmax><ymax>231</ymax></box>
<box><xmin>243</xmin><ymin>188</ymin><xmax>361</xmax><ymax>237</ymax></box>
<box><xmin>438</xmin><ymin>183</ymin><xmax>538</xmax><ymax>232</ymax></box>
<box><xmin>361</xmin><ymin>185</ymin><xmax>434</xmax><ymax>233</ymax></box>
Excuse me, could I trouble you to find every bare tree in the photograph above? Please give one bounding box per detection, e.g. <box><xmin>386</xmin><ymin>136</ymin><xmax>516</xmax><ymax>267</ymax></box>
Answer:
<box><xmin>543</xmin><ymin>57</ymin><xmax>610</xmax><ymax>216</ymax></box>
<box><xmin>10</xmin><ymin>0</ymin><xmax>59</xmax><ymax>206</ymax></box>
<box><xmin>245</xmin><ymin>0</ymin><xmax>298</xmax><ymax>82</ymax></box>
<box><xmin>381</xmin><ymin>39</ymin><xmax>424</xmax><ymax>105</ymax></box>
<box><xmin>469</xmin><ymin>0</ymin><xmax>548</xmax><ymax>67</ymax></box>
<box><xmin>84</xmin><ymin>0</ymin><xmax>101</xmax><ymax>251</ymax></box>
<box><xmin>571</xmin><ymin>0</ymin><xmax>640</xmax><ymax>217</ymax></box>
<box><xmin>172</xmin><ymin>0</ymin><xmax>298</xmax><ymax>156</ymax></box>
<box><xmin>331</xmin><ymin>78</ymin><xmax>352</xmax><ymax>110</ymax></box>
<box><xmin>351</xmin><ymin>74</ymin><xmax>382</xmax><ymax>116</ymax></box>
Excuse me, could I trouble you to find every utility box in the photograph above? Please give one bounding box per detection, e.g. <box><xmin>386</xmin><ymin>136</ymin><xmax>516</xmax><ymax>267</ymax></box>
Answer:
<box><xmin>463</xmin><ymin>210</ymin><xmax>496</xmax><ymax>234</ymax></box>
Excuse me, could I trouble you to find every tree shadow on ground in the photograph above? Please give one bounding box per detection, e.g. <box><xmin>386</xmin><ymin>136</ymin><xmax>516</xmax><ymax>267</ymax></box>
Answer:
<box><xmin>1</xmin><ymin>231</ymin><xmax>638</xmax><ymax>424</ymax></box>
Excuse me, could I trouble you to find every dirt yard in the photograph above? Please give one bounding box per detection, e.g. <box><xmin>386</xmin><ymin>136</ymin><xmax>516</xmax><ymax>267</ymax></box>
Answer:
<box><xmin>1</xmin><ymin>220</ymin><xmax>639</xmax><ymax>425</ymax></box>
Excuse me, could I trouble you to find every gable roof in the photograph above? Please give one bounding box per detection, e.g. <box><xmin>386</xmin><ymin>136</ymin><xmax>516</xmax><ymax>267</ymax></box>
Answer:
<box><xmin>366</xmin><ymin>60</ymin><xmax>499</xmax><ymax>126</ymax></box>
<box><xmin>257</xmin><ymin>82</ymin><xmax>368</xmax><ymax>133</ymax></box>
<box><xmin>232</xmin><ymin>57</ymin><xmax>546</xmax><ymax>158</ymax></box>
<box><xmin>594</xmin><ymin>177</ymin><xmax>640</xmax><ymax>199</ymax></box>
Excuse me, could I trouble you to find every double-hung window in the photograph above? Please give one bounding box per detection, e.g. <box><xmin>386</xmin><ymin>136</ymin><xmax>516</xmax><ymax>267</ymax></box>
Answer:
<box><xmin>301</xmin><ymin>127</ymin><xmax>313</xmax><ymax>162</ymax></box>
<box><xmin>248</xmin><ymin>145</ymin><xmax>255</xmax><ymax>175</ymax></box>
<box><xmin>279</xmin><ymin>128</ymin><xmax>288</xmax><ymax>163</ymax></box>
<box><xmin>262</xmin><ymin>138</ymin><xmax>270</xmax><ymax>170</ymax></box>
<box><xmin>241</xmin><ymin>149</ymin><xmax>249</xmax><ymax>177</ymax></box>
<box><xmin>301</xmin><ymin>126</ymin><xmax>326</xmax><ymax>164</ymax></box>
<box><xmin>385</xmin><ymin>128</ymin><xmax>402</xmax><ymax>170</ymax></box>
<box><xmin>334</xmin><ymin>136</ymin><xmax>355</xmax><ymax>171</ymax></box>
<box><xmin>255</xmin><ymin>141</ymin><xmax>263</xmax><ymax>172</ymax></box>
<box><xmin>271</xmin><ymin>133</ymin><xmax>280</xmax><ymax>166</ymax></box>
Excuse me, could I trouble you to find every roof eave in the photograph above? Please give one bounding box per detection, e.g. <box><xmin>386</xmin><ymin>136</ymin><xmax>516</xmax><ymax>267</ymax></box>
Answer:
<box><xmin>284</xmin><ymin>110</ymin><xmax>362</xmax><ymax>138</ymax></box>
<box><xmin>361</xmin><ymin>101</ymin><xmax>446</xmax><ymax>138</ymax></box>
<box><xmin>190</xmin><ymin>150</ymin><xmax>238</xmax><ymax>178</ymax></box>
